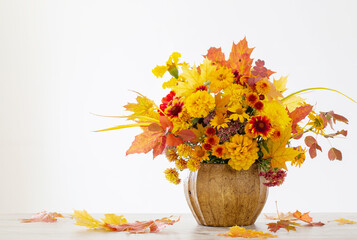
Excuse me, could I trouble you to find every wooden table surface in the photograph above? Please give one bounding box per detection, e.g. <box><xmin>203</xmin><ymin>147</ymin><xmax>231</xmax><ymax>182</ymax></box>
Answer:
<box><xmin>1</xmin><ymin>213</ymin><xmax>357</xmax><ymax>240</ymax></box>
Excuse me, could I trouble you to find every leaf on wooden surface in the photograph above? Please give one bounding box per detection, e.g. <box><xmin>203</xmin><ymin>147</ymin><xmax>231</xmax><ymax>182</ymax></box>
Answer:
<box><xmin>20</xmin><ymin>211</ymin><xmax>64</xmax><ymax>223</ymax></box>
<box><xmin>73</xmin><ymin>210</ymin><xmax>102</xmax><ymax>229</ymax></box>
<box><xmin>333</xmin><ymin>218</ymin><xmax>357</xmax><ymax>225</ymax></box>
<box><xmin>267</xmin><ymin>220</ymin><xmax>300</xmax><ymax>233</ymax></box>
<box><xmin>328</xmin><ymin>147</ymin><xmax>342</xmax><ymax>161</ymax></box>
<box><xmin>293</xmin><ymin>211</ymin><xmax>313</xmax><ymax>223</ymax></box>
<box><xmin>218</xmin><ymin>226</ymin><xmax>278</xmax><ymax>238</ymax></box>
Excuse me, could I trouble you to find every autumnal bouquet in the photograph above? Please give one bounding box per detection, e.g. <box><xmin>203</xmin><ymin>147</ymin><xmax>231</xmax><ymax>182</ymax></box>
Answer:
<box><xmin>98</xmin><ymin>38</ymin><xmax>353</xmax><ymax>187</ymax></box>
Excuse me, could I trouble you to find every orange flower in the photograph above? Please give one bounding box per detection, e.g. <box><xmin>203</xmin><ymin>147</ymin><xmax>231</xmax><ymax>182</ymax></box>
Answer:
<box><xmin>165</xmin><ymin>99</ymin><xmax>184</xmax><ymax>118</ymax></box>
<box><xmin>212</xmin><ymin>145</ymin><xmax>226</xmax><ymax>158</ymax></box>
<box><xmin>255</xmin><ymin>78</ymin><xmax>271</xmax><ymax>95</ymax></box>
<box><xmin>187</xmin><ymin>158</ymin><xmax>201</xmax><ymax>171</ymax></box>
<box><xmin>253</xmin><ymin>101</ymin><xmax>264</xmax><ymax>111</ymax></box>
<box><xmin>192</xmin><ymin>146</ymin><xmax>209</xmax><ymax>161</ymax></box>
<box><xmin>205</xmin><ymin>135</ymin><xmax>220</xmax><ymax>146</ymax></box>
<box><xmin>175</xmin><ymin>158</ymin><xmax>187</xmax><ymax>170</ymax></box>
<box><xmin>203</xmin><ymin>143</ymin><xmax>212</xmax><ymax>150</ymax></box>
<box><xmin>246</xmin><ymin>92</ymin><xmax>259</xmax><ymax>107</ymax></box>
<box><xmin>164</xmin><ymin>168</ymin><xmax>181</xmax><ymax>184</ymax></box>
<box><xmin>205</xmin><ymin>127</ymin><xmax>216</xmax><ymax>136</ymax></box>
<box><xmin>246</xmin><ymin>116</ymin><xmax>273</xmax><ymax>139</ymax></box>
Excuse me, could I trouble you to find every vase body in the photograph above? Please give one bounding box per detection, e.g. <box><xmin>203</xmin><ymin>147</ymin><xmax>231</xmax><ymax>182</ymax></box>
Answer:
<box><xmin>184</xmin><ymin>162</ymin><xmax>268</xmax><ymax>227</ymax></box>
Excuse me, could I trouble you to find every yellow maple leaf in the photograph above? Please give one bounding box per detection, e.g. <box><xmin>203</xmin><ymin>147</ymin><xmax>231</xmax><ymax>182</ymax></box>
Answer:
<box><xmin>273</xmin><ymin>76</ymin><xmax>288</xmax><ymax>93</ymax></box>
<box><xmin>73</xmin><ymin>210</ymin><xmax>102</xmax><ymax>229</ymax></box>
<box><xmin>124</xmin><ymin>92</ymin><xmax>160</xmax><ymax>120</ymax></box>
<box><xmin>334</xmin><ymin>218</ymin><xmax>357</xmax><ymax>225</ymax></box>
<box><xmin>171</xmin><ymin>63</ymin><xmax>205</xmax><ymax>97</ymax></box>
<box><xmin>218</xmin><ymin>226</ymin><xmax>277</xmax><ymax>239</ymax></box>
<box><xmin>200</xmin><ymin>58</ymin><xmax>216</xmax><ymax>83</ymax></box>
<box><xmin>101</xmin><ymin>214</ymin><xmax>127</xmax><ymax>225</ymax></box>
<box><xmin>283</xmin><ymin>95</ymin><xmax>306</xmax><ymax>112</ymax></box>
<box><xmin>262</xmin><ymin>124</ymin><xmax>300</xmax><ymax>170</ymax></box>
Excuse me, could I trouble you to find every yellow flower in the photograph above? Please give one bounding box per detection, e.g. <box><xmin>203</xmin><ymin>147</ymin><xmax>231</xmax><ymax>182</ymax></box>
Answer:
<box><xmin>261</xmin><ymin>100</ymin><xmax>291</xmax><ymax>131</ymax></box>
<box><xmin>176</xmin><ymin>144</ymin><xmax>192</xmax><ymax>158</ymax></box>
<box><xmin>291</xmin><ymin>146</ymin><xmax>306</xmax><ymax>167</ymax></box>
<box><xmin>175</xmin><ymin>158</ymin><xmax>188</xmax><ymax>170</ymax></box>
<box><xmin>187</xmin><ymin>157</ymin><xmax>201</xmax><ymax>171</ymax></box>
<box><xmin>255</xmin><ymin>78</ymin><xmax>271</xmax><ymax>95</ymax></box>
<box><xmin>164</xmin><ymin>168</ymin><xmax>181</xmax><ymax>185</ymax></box>
<box><xmin>192</xmin><ymin>145</ymin><xmax>209</xmax><ymax>161</ymax></box>
<box><xmin>224</xmin><ymin>84</ymin><xmax>246</xmax><ymax>112</ymax></box>
<box><xmin>165</xmin><ymin>148</ymin><xmax>178</xmax><ymax>162</ymax></box>
<box><xmin>307</xmin><ymin>111</ymin><xmax>326</xmax><ymax>135</ymax></box>
<box><xmin>224</xmin><ymin>134</ymin><xmax>259</xmax><ymax>170</ymax></box>
<box><xmin>152</xmin><ymin>52</ymin><xmax>181</xmax><ymax>78</ymax></box>
<box><xmin>210</xmin><ymin>66</ymin><xmax>235</xmax><ymax>92</ymax></box>
<box><xmin>171</xmin><ymin>108</ymin><xmax>192</xmax><ymax>133</ymax></box>
<box><xmin>210</xmin><ymin>113</ymin><xmax>229</xmax><ymax>129</ymax></box>
<box><xmin>229</xmin><ymin>107</ymin><xmax>249</xmax><ymax>122</ymax></box>
<box><xmin>185</xmin><ymin>91</ymin><xmax>215</xmax><ymax>118</ymax></box>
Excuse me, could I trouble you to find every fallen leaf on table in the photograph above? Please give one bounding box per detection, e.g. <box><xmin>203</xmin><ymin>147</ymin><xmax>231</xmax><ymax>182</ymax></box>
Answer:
<box><xmin>293</xmin><ymin>210</ymin><xmax>313</xmax><ymax>223</ymax></box>
<box><xmin>73</xmin><ymin>210</ymin><xmax>179</xmax><ymax>233</ymax></box>
<box><xmin>218</xmin><ymin>226</ymin><xmax>277</xmax><ymax>239</ymax></box>
<box><xmin>304</xmin><ymin>221</ymin><xmax>325</xmax><ymax>227</ymax></box>
<box><xmin>20</xmin><ymin>211</ymin><xmax>64</xmax><ymax>223</ymax></box>
<box><xmin>264</xmin><ymin>212</ymin><xmax>296</xmax><ymax>221</ymax></box>
<box><xmin>267</xmin><ymin>220</ymin><xmax>300</xmax><ymax>233</ymax></box>
<box><xmin>333</xmin><ymin>218</ymin><xmax>357</xmax><ymax>225</ymax></box>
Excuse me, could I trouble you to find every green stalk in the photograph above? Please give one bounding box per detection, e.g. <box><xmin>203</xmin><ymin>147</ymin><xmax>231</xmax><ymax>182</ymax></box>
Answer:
<box><xmin>281</xmin><ymin>87</ymin><xmax>356</xmax><ymax>103</ymax></box>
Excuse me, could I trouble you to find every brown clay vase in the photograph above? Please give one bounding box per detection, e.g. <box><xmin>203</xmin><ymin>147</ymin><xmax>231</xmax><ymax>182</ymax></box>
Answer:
<box><xmin>184</xmin><ymin>162</ymin><xmax>268</xmax><ymax>227</ymax></box>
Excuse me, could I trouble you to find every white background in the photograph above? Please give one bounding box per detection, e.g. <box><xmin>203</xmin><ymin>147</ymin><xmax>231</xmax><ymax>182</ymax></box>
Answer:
<box><xmin>0</xmin><ymin>0</ymin><xmax>356</xmax><ymax>214</ymax></box>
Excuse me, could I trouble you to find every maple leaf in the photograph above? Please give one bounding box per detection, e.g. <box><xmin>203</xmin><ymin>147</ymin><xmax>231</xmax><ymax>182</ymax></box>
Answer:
<box><xmin>273</xmin><ymin>76</ymin><xmax>288</xmax><ymax>93</ymax></box>
<box><xmin>293</xmin><ymin>211</ymin><xmax>313</xmax><ymax>223</ymax></box>
<box><xmin>215</xmin><ymin>92</ymin><xmax>230</xmax><ymax>114</ymax></box>
<box><xmin>172</xmin><ymin>64</ymin><xmax>205</xmax><ymax>97</ymax></box>
<box><xmin>328</xmin><ymin>147</ymin><xmax>342</xmax><ymax>161</ymax></box>
<box><xmin>304</xmin><ymin>222</ymin><xmax>325</xmax><ymax>227</ymax></box>
<box><xmin>73</xmin><ymin>210</ymin><xmax>102</xmax><ymax>229</ymax></box>
<box><xmin>124</xmin><ymin>93</ymin><xmax>160</xmax><ymax>120</ymax></box>
<box><xmin>266</xmin><ymin>81</ymin><xmax>283</xmax><ymax>101</ymax></box>
<box><xmin>262</xmin><ymin>125</ymin><xmax>300</xmax><ymax>170</ymax></box>
<box><xmin>101</xmin><ymin>214</ymin><xmax>128</xmax><ymax>226</ymax></box>
<box><xmin>288</xmin><ymin>105</ymin><xmax>313</xmax><ymax>133</ymax></box>
<box><xmin>333</xmin><ymin>218</ymin><xmax>357</xmax><ymax>225</ymax></box>
<box><xmin>304</xmin><ymin>136</ymin><xmax>322</xmax><ymax>159</ymax></box>
<box><xmin>204</xmin><ymin>47</ymin><xmax>226</xmax><ymax>65</ymax></box>
<box><xmin>20</xmin><ymin>211</ymin><xmax>64</xmax><ymax>223</ymax></box>
<box><xmin>218</xmin><ymin>226</ymin><xmax>277</xmax><ymax>238</ymax></box>
<box><xmin>267</xmin><ymin>220</ymin><xmax>300</xmax><ymax>233</ymax></box>
<box><xmin>228</xmin><ymin>37</ymin><xmax>254</xmax><ymax>77</ymax></box>
<box><xmin>283</xmin><ymin>95</ymin><xmax>306</xmax><ymax>112</ymax></box>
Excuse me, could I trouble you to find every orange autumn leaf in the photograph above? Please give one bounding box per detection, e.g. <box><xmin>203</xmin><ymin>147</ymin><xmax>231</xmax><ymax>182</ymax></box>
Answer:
<box><xmin>288</xmin><ymin>104</ymin><xmax>313</xmax><ymax>133</ymax></box>
<box><xmin>204</xmin><ymin>47</ymin><xmax>226</xmax><ymax>65</ymax></box>
<box><xmin>20</xmin><ymin>211</ymin><xmax>64</xmax><ymax>223</ymax></box>
<box><xmin>267</xmin><ymin>220</ymin><xmax>300</xmax><ymax>233</ymax></box>
<box><xmin>333</xmin><ymin>218</ymin><xmax>357</xmax><ymax>225</ymax></box>
<box><xmin>293</xmin><ymin>210</ymin><xmax>313</xmax><ymax>223</ymax></box>
<box><xmin>228</xmin><ymin>37</ymin><xmax>254</xmax><ymax>77</ymax></box>
<box><xmin>218</xmin><ymin>226</ymin><xmax>277</xmax><ymax>239</ymax></box>
<box><xmin>328</xmin><ymin>147</ymin><xmax>342</xmax><ymax>161</ymax></box>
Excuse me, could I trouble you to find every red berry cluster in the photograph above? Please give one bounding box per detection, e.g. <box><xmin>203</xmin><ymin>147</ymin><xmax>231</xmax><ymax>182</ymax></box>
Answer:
<box><xmin>259</xmin><ymin>169</ymin><xmax>287</xmax><ymax>187</ymax></box>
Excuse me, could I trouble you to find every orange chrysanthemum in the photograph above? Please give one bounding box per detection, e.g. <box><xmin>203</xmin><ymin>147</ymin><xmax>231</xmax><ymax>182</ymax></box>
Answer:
<box><xmin>246</xmin><ymin>92</ymin><xmax>259</xmax><ymax>107</ymax></box>
<box><xmin>246</xmin><ymin>116</ymin><xmax>273</xmax><ymax>139</ymax></box>
<box><xmin>212</xmin><ymin>145</ymin><xmax>226</xmax><ymax>158</ymax></box>
<box><xmin>255</xmin><ymin>79</ymin><xmax>271</xmax><ymax>95</ymax></box>
<box><xmin>175</xmin><ymin>158</ymin><xmax>187</xmax><ymax>170</ymax></box>
<box><xmin>165</xmin><ymin>148</ymin><xmax>178</xmax><ymax>162</ymax></box>
<box><xmin>205</xmin><ymin>135</ymin><xmax>220</xmax><ymax>146</ymax></box>
<box><xmin>192</xmin><ymin>146</ymin><xmax>209</xmax><ymax>161</ymax></box>
<box><xmin>205</xmin><ymin>127</ymin><xmax>216</xmax><ymax>136</ymax></box>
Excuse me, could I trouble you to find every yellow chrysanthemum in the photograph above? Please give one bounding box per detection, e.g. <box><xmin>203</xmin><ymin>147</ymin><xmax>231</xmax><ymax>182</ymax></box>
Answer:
<box><xmin>210</xmin><ymin>66</ymin><xmax>235</xmax><ymax>92</ymax></box>
<box><xmin>176</xmin><ymin>144</ymin><xmax>192</xmax><ymax>158</ymax></box>
<box><xmin>164</xmin><ymin>168</ymin><xmax>181</xmax><ymax>185</ymax></box>
<box><xmin>261</xmin><ymin>100</ymin><xmax>291</xmax><ymax>130</ymax></box>
<box><xmin>210</xmin><ymin>113</ymin><xmax>229</xmax><ymax>129</ymax></box>
<box><xmin>224</xmin><ymin>84</ymin><xmax>246</xmax><ymax>112</ymax></box>
<box><xmin>192</xmin><ymin>145</ymin><xmax>209</xmax><ymax>161</ymax></box>
<box><xmin>185</xmin><ymin>90</ymin><xmax>215</xmax><ymax>118</ymax></box>
<box><xmin>175</xmin><ymin>158</ymin><xmax>188</xmax><ymax>170</ymax></box>
<box><xmin>171</xmin><ymin>108</ymin><xmax>192</xmax><ymax>133</ymax></box>
<box><xmin>255</xmin><ymin>78</ymin><xmax>271</xmax><ymax>95</ymax></box>
<box><xmin>165</xmin><ymin>148</ymin><xmax>178</xmax><ymax>162</ymax></box>
<box><xmin>224</xmin><ymin>134</ymin><xmax>259</xmax><ymax>170</ymax></box>
<box><xmin>187</xmin><ymin>157</ymin><xmax>201</xmax><ymax>172</ymax></box>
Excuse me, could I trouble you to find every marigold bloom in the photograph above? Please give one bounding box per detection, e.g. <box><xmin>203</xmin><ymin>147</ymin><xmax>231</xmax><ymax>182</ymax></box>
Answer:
<box><xmin>210</xmin><ymin>113</ymin><xmax>229</xmax><ymax>129</ymax></box>
<box><xmin>255</xmin><ymin>78</ymin><xmax>271</xmax><ymax>95</ymax></box>
<box><xmin>205</xmin><ymin>127</ymin><xmax>216</xmax><ymax>136</ymax></box>
<box><xmin>176</xmin><ymin>144</ymin><xmax>192</xmax><ymax>158</ymax></box>
<box><xmin>175</xmin><ymin>158</ymin><xmax>188</xmax><ymax>170</ymax></box>
<box><xmin>171</xmin><ymin>108</ymin><xmax>192</xmax><ymax>133</ymax></box>
<box><xmin>165</xmin><ymin>148</ymin><xmax>178</xmax><ymax>162</ymax></box>
<box><xmin>246</xmin><ymin>116</ymin><xmax>273</xmax><ymax>139</ymax></box>
<box><xmin>224</xmin><ymin>134</ymin><xmax>259</xmax><ymax>170</ymax></box>
<box><xmin>262</xmin><ymin>100</ymin><xmax>291</xmax><ymax>130</ymax></box>
<box><xmin>245</xmin><ymin>92</ymin><xmax>259</xmax><ymax>107</ymax></box>
<box><xmin>185</xmin><ymin>91</ymin><xmax>215</xmax><ymax>118</ymax></box>
<box><xmin>212</xmin><ymin>145</ymin><xmax>227</xmax><ymax>158</ymax></box>
<box><xmin>210</xmin><ymin>66</ymin><xmax>235</xmax><ymax>92</ymax></box>
<box><xmin>187</xmin><ymin>158</ymin><xmax>201</xmax><ymax>171</ymax></box>
<box><xmin>164</xmin><ymin>168</ymin><xmax>181</xmax><ymax>185</ymax></box>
